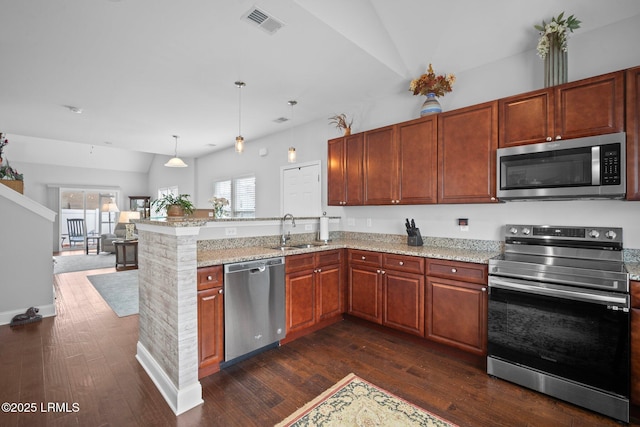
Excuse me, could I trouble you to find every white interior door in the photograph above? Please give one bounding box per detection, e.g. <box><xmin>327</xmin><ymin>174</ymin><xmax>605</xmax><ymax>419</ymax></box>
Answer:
<box><xmin>281</xmin><ymin>161</ymin><xmax>321</xmax><ymax>216</ymax></box>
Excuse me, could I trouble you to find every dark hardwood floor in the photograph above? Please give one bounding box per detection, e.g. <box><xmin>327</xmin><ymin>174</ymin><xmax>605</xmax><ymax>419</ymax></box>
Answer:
<box><xmin>1</xmin><ymin>266</ymin><xmax>637</xmax><ymax>426</ymax></box>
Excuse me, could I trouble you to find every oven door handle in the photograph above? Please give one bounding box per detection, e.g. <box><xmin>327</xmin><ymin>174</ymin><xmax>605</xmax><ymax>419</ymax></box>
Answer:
<box><xmin>489</xmin><ymin>276</ymin><xmax>629</xmax><ymax>308</ymax></box>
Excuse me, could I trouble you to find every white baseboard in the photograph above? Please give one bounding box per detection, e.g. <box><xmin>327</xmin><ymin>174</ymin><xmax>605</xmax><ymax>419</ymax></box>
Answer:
<box><xmin>135</xmin><ymin>341</ymin><xmax>203</xmax><ymax>415</ymax></box>
<box><xmin>0</xmin><ymin>303</ymin><xmax>56</xmax><ymax>326</ymax></box>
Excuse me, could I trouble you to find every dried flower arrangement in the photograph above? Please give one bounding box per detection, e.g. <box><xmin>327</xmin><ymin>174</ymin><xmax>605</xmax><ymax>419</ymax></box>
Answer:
<box><xmin>329</xmin><ymin>113</ymin><xmax>353</xmax><ymax>135</ymax></box>
<box><xmin>409</xmin><ymin>64</ymin><xmax>456</xmax><ymax>97</ymax></box>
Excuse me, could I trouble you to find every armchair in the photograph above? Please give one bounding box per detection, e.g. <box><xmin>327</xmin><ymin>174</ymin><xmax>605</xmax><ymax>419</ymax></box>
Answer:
<box><xmin>101</xmin><ymin>223</ymin><xmax>127</xmax><ymax>253</ymax></box>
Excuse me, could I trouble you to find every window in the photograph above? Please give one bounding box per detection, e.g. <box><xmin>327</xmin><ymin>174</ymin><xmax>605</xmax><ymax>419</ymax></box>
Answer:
<box><xmin>213</xmin><ymin>175</ymin><xmax>255</xmax><ymax>217</ymax></box>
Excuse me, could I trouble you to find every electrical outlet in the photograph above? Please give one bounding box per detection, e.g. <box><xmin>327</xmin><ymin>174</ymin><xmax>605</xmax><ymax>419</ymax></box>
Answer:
<box><xmin>458</xmin><ymin>218</ymin><xmax>469</xmax><ymax>232</ymax></box>
<box><xmin>225</xmin><ymin>227</ymin><xmax>237</xmax><ymax>236</ymax></box>
<box><xmin>208</xmin><ymin>212</ymin><xmax>213</xmax><ymax>217</ymax></box>
<box><xmin>347</xmin><ymin>218</ymin><xmax>355</xmax><ymax>226</ymax></box>
<box><xmin>366</xmin><ymin>218</ymin><xmax>372</xmax><ymax>227</ymax></box>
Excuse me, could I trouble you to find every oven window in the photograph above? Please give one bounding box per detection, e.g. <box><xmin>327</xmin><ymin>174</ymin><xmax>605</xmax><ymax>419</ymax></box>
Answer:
<box><xmin>488</xmin><ymin>287</ymin><xmax>629</xmax><ymax>397</ymax></box>
<box><xmin>500</xmin><ymin>147</ymin><xmax>592</xmax><ymax>189</ymax></box>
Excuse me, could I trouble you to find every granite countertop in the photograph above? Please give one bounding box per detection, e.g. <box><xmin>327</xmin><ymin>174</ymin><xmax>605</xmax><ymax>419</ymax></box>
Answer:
<box><xmin>627</xmin><ymin>263</ymin><xmax>640</xmax><ymax>282</ymax></box>
<box><xmin>197</xmin><ymin>239</ymin><xmax>501</xmax><ymax>268</ymax></box>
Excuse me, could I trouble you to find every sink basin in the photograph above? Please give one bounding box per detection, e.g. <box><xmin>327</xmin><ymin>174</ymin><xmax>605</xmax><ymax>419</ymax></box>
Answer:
<box><xmin>269</xmin><ymin>246</ymin><xmax>298</xmax><ymax>251</ymax></box>
<box><xmin>268</xmin><ymin>243</ymin><xmax>327</xmax><ymax>251</ymax></box>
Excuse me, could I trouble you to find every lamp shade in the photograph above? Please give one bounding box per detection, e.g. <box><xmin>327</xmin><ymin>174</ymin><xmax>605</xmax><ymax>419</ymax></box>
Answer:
<box><xmin>164</xmin><ymin>156</ymin><xmax>188</xmax><ymax>167</ymax></box>
<box><xmin>118</xmin><ymin>210</ymin><xmax>141</xmax><ymax>223</ymax></box>
<box><xmin>102</xmin><ymin>201</ymin><xmax>120</xmax><ymax>212</ymax></box>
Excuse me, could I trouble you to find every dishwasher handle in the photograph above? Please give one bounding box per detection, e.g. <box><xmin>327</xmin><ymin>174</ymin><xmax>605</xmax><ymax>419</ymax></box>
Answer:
<box><xmin>250</xmin><ymin>266</ymin><xmax>267</xmax><ymax>274</ymax></box>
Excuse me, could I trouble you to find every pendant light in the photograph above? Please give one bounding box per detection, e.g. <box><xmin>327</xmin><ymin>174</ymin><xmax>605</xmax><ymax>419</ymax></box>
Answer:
<box><xmin>235</xmin><ymin>81</ymin><xmax>246</xmax><ymax>153</ymax></box>
<box><xmin>287</xmin><ymin>100</ymin><xmax>297</xmax><ymax>163</ymax></box>
<box><xmin>164</xmin><ymin>135</ymin><xmax>188</xmax><ymax>167</ymax></box>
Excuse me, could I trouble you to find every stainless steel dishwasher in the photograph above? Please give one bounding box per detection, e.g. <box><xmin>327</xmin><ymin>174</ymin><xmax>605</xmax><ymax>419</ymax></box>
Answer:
<box><xmin>223</xmin><ymin>257</ymin><xmax>286</xmax><ymax>365</ymax></box>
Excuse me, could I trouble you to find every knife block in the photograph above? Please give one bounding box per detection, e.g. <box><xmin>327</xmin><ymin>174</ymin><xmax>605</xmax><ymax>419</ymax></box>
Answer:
<box><xmin>407</xmin><ymin>229</ymin><xmax>424</xmax><ymax>246</ymax></box>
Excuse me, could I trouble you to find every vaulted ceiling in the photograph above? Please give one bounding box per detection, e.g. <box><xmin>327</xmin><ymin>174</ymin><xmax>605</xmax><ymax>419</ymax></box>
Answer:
<box><xmin>1</xmin><ymin>0</ymin><xmax>639</xmax><ymax>158</ymax></box>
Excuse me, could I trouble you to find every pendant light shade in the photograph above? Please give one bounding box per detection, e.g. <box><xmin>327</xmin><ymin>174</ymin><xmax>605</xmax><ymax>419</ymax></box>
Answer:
<box><xmin>235</xmin><ymin>81</ymin><xmax>246</xmax><ymax>153</ymax></box>
<box><xmin>165</xmin><ymin>135</ymin><xmax>188</xmax><ymax>167</ymax></box>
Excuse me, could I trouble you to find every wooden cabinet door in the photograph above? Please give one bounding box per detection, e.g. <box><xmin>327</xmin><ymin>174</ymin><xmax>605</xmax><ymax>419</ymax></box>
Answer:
<box><xmin>348</xmin><ymin>265</ymin><xmax>383</xmax><ymax>324</ymax></box>
<box><xmin>438</xmin><ymin>101</ymin><xmax>498</xmax><ymax>204</ymax></box>
<box><xmin>198</xmin><ymin>286</ymin><xmax>224</xmax><ymax>378</ymax></box>
<box><xmin>345</xmin><ymin>133</ymin><xmax>364</xmax><ymax>205</ymax></box>
<box><xmin>316</xmin><ymin>264</ymin><xmax>342</xmax><ymax>321</ymax></box>
<box><xmin>630</xmin><ymin>281</ymin><xmax>640</xmax><ymax>405</ymax></box>
<box><xmin>382</xmin><ymin>269</ymin><xmax>424</xmax><ymax>336</ymax></box>
<box><xmin>286</xmin><ymin>269</ymin><xmax>316</xmax><ymax>333</ymax></box>
<box><xmin>364</xmin><ymin>125</ymin><xmax>398</xmax><ymax>205</ymax></box>
<box><xmin>627</xmin><ymin>66</ymin><xmax>640</xmax><ymax>201</ymax></box>
<box><xmin>397</xmin><ymin>116</ymin><xmax>438</xmax><ymax>204</ymax></box>
<box><xmin>555</xmin><ymin>71</ymin><xmax>624</xmax><ymax>141</ymax></box>
<box><xmin>327</xmin><ymin>137</ymin><xmax>345</xmax><ymax>206</ymax></box>
<box><xmin>426</xmin><ymin>276</ymin><xmax>487</xmax><ymax>355</ymax></box>
<box><xmin>499</xmin><ymin>89</ymin><xmax>554</xmax><ymax>147</ymax></box>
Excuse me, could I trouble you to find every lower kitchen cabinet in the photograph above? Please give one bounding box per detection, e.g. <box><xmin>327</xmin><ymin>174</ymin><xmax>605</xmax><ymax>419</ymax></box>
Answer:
<box><xmin>382</xmin><ymin>253</ymin><xmax>425</xmax><ymax>336</ymax></box>
<box><xmin>631</xmin><ymin>280</ymin><xmax>640</xmax><ymax>405</ymax></box>
<box><xmin>426</xmin><ymin>259</ymin><xmax>488</xmax><ymax>356</ymax></box>
<box><xmin>284</xmin><ymin>250</ymin><xmax>344</xmax><ymax>342</ymax></box>
<box><xmin>197</xmin><ymin>265</ymin><xmax>224</xmax><ymax>379</ymax></box>
<box><xmin>348</xmin><ymin>250</ymin><xmax>383</xmax><ymax>324</ymax></box>
<box><xmin>348</xmin><ymin>250</ymin><xmax>425</xmax><ymax>336</ymax></box>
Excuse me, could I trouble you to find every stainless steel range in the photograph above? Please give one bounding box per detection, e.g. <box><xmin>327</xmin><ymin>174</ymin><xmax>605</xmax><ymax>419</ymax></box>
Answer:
<box><xmin>488</xmin><ymin>224</ymin><xmax>630</xmax><ymax>423</ymax></box>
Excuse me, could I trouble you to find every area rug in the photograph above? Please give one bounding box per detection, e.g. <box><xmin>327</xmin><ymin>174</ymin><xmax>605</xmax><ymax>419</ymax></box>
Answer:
<box><xmin>53</xmin><ymin>254</ymin><xmax>115</xmax><ymax>274</ymax></box>
<box><xmin>87</xmin><ymin>270</ymin><xmax>138</xmax><ymax>317</ymax></box>
<box><xmin>276</xmin><ymin>373</ymin><xmax>456</xmax><ymax>427</ymax></box>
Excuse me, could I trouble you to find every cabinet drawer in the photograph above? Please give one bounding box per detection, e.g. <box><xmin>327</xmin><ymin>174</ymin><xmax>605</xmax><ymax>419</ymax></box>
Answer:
<box><xmin>197</xmin><ymin>265</ymin><xmax>223</xmax><ymax>291</ymax></box>
<box><xmin>348</xmin><ymin>250</ymin><xmax>382</xmax><ymax>267</ymax></box>
<box><xmin>383</xmin><ymin>253</ymin><xmax>424</xmax><ymax>274</ymax></box>
<box><xmin>286</xmin><ymin>253</ymin><xmax>315</xmax><ymax>273</ymax></box>
<box><xmin>426</xmin><ymin>259</ymin><xmax>488</xmax><ymax>285</ymax></box>
<box><xmin>317</xmin><ymin>249</ymin><xmax>342</xmax><ymax>267</ymax></box>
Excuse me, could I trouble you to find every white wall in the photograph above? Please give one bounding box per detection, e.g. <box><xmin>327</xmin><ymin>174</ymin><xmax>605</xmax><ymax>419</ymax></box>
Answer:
<box><xmin>190</xmin><ymin>15</ymin><xmax>640</xmax><ymax>248</ymax></box>
<box><xmin>0</xmin><ymin>186</ymin><xmax>56</xmax><ymax>324</ymax></box>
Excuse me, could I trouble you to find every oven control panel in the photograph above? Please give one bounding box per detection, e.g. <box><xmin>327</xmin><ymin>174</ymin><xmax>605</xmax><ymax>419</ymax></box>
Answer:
<box><xmin>505</xmin><ymin>224</ymin><xmax>623</xmax><ymax>245</ymax></box>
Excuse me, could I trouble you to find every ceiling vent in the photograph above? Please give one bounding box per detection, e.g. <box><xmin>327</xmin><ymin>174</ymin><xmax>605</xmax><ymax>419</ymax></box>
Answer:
<box><xmin>242</xmin><ymin>6</ymin><xmax>284</xmax><ymax>35</ymax></box>
<box><xmin>273</xmin><ymin>117</ymin><xmax>289</xmax><ymax>124</ymax></box>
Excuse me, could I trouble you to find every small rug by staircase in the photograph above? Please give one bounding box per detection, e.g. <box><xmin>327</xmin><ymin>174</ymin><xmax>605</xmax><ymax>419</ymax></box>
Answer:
<box><xmin>276</xmin><ymin>373</ymin><xmax>457</xmax><ymax>427</ymax></box>
<box><xmin>87</xmin><ymin>270</ymin><xmax>138</xmax><ymax>317</ymax></box>
<box><xmin>53</xmin><ymin>253</ymin><xmax>115</xmax><ymax>274</ymax></box>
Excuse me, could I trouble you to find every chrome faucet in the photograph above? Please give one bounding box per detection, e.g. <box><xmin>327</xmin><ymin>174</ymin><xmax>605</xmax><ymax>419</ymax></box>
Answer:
<box><xmin>281</xmin><ymin>213</ymin><xmax>296</xmax><ymax>245</ymax></box>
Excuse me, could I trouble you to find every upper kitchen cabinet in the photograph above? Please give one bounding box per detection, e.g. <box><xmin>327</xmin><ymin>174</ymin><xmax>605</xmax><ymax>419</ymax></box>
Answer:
<box><xmin>397</xmin><ymin>116</ymin><xmax>438</xmax><ymax>204</ymax></box>
<box><xmin>364</xmin><ymin>125</ymin><xmax>397</xmax><ymax>204</ymax></box>
<box><xmin>328</xmin><ymin>133</ymin><xmax>364</xmax><ymax>206</ymax></box>
<box><xmin>499</xmin><ymin>71</ymin><xmax>625</xmax><ymax>148</ymax></box>
<box><xmin>438</xmin><ymin>101</ymin><xmax>498</xmax><ymax>204</ymax></box>
<box><xmin>362</xmin><ymin>117</ymin><xmax>438</xmax><ymax>205</ymax></box>
<box><xmin>627</xmin><ymin>66</ymin><xmax>640</xmax><ymax>201</ymax></box>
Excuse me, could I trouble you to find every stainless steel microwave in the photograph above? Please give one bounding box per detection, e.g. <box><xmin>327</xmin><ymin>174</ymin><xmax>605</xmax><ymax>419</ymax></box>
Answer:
<box><xmin>496</xmin><ymin>132</ymin><xmax>626</xmax><ymax>201</ymax></box>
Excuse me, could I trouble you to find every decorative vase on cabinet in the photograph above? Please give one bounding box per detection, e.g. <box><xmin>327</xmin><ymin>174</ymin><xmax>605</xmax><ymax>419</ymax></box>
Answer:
<box><xmin>420</xmin><ymin>93</ymin><xmax>442</xmax><ymax>116</ymax></box>
<box><xmin>544</xmin><ymin>36</ymin><xmax>568</xmax><ymax>87</ymax></box>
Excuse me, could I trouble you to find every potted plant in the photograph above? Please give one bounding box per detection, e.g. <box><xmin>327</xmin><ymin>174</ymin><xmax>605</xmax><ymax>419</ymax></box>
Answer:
<box><xmin>329</xmin><ymin>113</ymin><xmax>353</xmax><ymax>136</ymax></box>
<box><xmin>151</xmin><ymin>193</ymin><xmax>195</xmax><ymax>217</ymax></box>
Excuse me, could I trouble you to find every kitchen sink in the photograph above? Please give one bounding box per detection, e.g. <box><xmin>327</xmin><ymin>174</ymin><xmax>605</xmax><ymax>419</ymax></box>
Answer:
<box><xmin>268</xmin><ymin>243</ymin><xmax>327</xmax><ymax>251</ymax></box>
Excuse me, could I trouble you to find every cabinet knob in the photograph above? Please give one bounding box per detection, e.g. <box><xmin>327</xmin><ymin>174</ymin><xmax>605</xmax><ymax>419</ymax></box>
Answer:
<box><xmin>362</xmin><ymin>256</ymin><xmax>366</xmax><ymax>260</ymax></box>
<box><xmin>207</xmin><ymin>275</ymin><xmax>212</xmax><ymax>281</ymax></box>
<box><xmin>398</xmin><ymin>261</ymin><xmax>404</xmax><ymax>266</ymax></box>
<box><xmin>218</xmin><ymin>288</ymin><xmax>224</xmax><ymax>294</ymax></box>
<box><xmin>377</xmin><ymin>269</ymin><xmax>381</xmax><ymax>274</ymax></box>
<box><xmin>546</xmin><ymin>136</ymin><xmax>552</xmax><ymax>141</ymax></box>
<box><xmin>555</xmin><ymin>135</ymin><xmax>562</xmax><ymax>140</ymax></box>
<box><xmin>317</xmin><ymin>268</ymin><xmax>322</xmax><ymax>273</ymax></box>
<box><xmin>381</xmin><ymin>270</ymin><xmax>385</xmax><ymax>275</ymax></box>
<box><xmin>481</xmin><ymin>287</ymin><xmax>487</xmax><ymax>292</ymax></box>
<box><xmin>451</xmin><ymin>268</ymin><xmax>457</xmax><ymax>273</ymax></box>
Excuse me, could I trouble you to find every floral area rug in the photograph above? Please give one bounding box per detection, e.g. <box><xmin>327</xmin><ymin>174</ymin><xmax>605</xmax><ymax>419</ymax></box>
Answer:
<box><xmin>276</xmin><ymin>373</ymin><xmax>457</xmax><ymax>427</ymax></box>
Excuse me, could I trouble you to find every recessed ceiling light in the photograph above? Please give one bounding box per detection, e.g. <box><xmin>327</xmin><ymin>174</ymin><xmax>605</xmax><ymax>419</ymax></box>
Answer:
<box><xmin>274</xmin><ymin>117</ymin><xmax>289</xmax><ymax>124</ymax></box>
<box><xmin>104</xmin><ymin>141</ymin><xmax>112</xmax><ymax>145</ymax></box>
<box><xmin>208</xmin><ymin>143</ymin><xmax>217</xmax><ymax>147</ymax></box>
